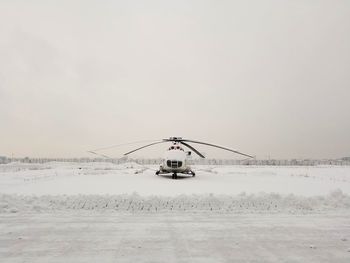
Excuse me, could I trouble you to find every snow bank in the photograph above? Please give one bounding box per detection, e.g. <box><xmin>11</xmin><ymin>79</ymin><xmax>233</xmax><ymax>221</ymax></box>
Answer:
<box><xmin>1</xmin><ymin>190</ymin><xmax>349</xmax><ymax>214</ymax></box>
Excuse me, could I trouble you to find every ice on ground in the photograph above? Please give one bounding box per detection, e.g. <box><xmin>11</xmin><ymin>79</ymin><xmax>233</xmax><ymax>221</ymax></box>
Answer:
<box><xmin>1</xmin><ymin>212</ymin><xmax>350</xmax><ymax>263</ymax></box>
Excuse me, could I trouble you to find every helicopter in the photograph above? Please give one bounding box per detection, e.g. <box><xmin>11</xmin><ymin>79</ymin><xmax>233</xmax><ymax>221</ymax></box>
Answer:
<box><xmin>120</xmin><ymin>137</ymin><xmax>254</xmax><ymax>179</ymax></box>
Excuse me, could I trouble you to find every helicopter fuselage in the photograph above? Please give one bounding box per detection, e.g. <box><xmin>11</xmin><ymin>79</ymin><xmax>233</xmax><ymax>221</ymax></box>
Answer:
<box><xmin>156</xmin><ymin>143</ymin><xmax>195</xmax><ymax>178</ymax></box>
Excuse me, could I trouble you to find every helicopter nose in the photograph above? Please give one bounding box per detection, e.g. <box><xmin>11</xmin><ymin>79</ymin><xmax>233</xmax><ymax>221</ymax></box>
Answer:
<box><xmin>166</xmin><ymin>160</ymin><xmax>183</xmax><ymax>168</ymax></box>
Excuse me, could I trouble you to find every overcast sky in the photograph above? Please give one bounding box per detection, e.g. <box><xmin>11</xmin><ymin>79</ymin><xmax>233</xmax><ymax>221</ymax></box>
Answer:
<box><xmin>0</xmin><ymin>0</ymin><xmax>349</xmax><ymax>159</ymax></box>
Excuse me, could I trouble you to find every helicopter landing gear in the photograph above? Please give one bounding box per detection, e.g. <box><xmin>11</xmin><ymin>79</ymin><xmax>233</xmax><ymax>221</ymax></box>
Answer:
<box><xmin>155</xmin><ymin>170</ymin><xmax>160</xmax><ymax>176</ymax></box>
<box><xmin>172</xmin><ymin>173</ymin><xmax>178</xmax><ymax>179</ymax></box>
<box><xmin>191</xmin><ymin>171</ymin><xmax>196</xmax><ymax>177</ymax></box>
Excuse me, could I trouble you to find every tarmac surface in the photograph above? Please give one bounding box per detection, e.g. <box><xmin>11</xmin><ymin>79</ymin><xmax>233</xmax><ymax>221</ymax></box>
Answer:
<box><xmin>1</xmin><ymin>212</ymin><xmax>350</xmax><ymax>263</ymax></box>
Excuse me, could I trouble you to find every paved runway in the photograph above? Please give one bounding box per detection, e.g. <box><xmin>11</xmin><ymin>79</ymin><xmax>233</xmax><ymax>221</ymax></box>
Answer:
<box><xmin>1</xmin><ymin>212</ymin><xmax>350</xmax><ymax>263</ymax></box>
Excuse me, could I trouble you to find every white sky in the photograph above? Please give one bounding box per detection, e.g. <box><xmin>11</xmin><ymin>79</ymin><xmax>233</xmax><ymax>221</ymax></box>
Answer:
<box><xmin>0</xmin><ymin>0</ymin><xmax>349</xmax><ymax>159</ymax></box>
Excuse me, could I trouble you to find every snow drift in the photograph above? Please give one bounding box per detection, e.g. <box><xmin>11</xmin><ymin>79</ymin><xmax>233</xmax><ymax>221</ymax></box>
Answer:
<box><xmin>1</xmin><ymin>190</ymin><xmax>349</xmax><ymax>214</ymax></box>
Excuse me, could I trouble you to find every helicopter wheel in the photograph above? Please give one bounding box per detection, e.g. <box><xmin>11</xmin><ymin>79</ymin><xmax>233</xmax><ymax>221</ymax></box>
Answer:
<box><xmin>155</xmin><ymin>170</ymin><xmax>160</xmax><ymax>176</ymax></box>
<box><xmin>191</xmin><ymin>171</ymin><xmax>196</xmax><ymax>177</ymax></box>
<box><xmin>172</xmin><ymin>173</ymin><xmax>177</xmax><ymax>179</ymax></box>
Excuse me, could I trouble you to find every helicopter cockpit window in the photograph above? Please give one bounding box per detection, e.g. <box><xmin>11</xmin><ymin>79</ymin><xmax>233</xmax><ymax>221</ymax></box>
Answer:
<box><xmin>169</xmin><ymin>145</ymin><xmax>184</xmax><ymax>151</ymax></box>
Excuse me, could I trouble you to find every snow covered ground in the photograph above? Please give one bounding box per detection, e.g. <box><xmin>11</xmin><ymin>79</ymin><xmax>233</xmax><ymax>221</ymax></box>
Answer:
<box><xmin>1</xmin><ymin>162</ymin><xmax>350</xmax><ymax>262</ymax></box>
<box><xmin>0</xmin><ymin>162</ymin><xmax>349</xmax><ymax>196</ymax></box>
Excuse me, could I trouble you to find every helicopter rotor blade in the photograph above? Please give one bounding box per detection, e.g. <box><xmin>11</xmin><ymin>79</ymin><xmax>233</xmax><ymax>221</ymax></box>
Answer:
<box><xmin>179</xmin><ymin>141</ymin><xmax>205</xmax><ymax>158</ymax></box>
<box><xmin>89</xmin><ymin>137</ymin><xmax>253</xmax><ymax>159</ymax></box>
<box><xmin>181</xmin><ymin>139</ymin><xmax>254</xmax><ymax>158</ymax></box>
<box><xmin>87</xmin><ymin>151</ymin><xmax>114</xmax><ymax>159</ymax></box>
<box><xmin>123</xmin><ymin>141</ymin><xmax>167</xmax><ymax>156</ymax></box>
<box><xmin>91</xmin><ymin>139</ymin><xmax>160</xmax><ymax>152</ymax></box>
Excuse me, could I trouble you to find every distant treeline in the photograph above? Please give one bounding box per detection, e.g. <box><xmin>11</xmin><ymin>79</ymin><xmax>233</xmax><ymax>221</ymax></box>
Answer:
<box><xmin>1</xmin><ymin>157</ymin><xmax>350</xmax><ymax>166</ymax></box>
